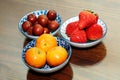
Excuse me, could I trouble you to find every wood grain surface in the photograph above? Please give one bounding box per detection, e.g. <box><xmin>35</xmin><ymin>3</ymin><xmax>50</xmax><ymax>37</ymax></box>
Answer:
<box><xmin>0</xmin><ymin>0</ymin><xmax>120</xmax><ymax>80</ymax></box>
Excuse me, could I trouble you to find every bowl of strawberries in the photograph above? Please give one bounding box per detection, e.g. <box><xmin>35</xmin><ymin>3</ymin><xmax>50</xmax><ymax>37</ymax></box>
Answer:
<box><xmin>60</xmin><ymin>10</ymin><xmax>107</xmax><ymax>48</ymax></box>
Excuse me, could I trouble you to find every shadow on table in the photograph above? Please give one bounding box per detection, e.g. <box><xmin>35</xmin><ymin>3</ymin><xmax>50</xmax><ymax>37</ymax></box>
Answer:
<box><xmin>70</xmin><ymin>42</ymin><xmax>107</xmax><ymax>66</ymax></box>
<box><xmin>27</xmin><ymin>63</ymin><xmax>73</xmax><ymax>80</ymax></box>
<box><xmin>23</xmin><ymin>38</ymin><xmax>33</xmax><ymax>47</ymax></box>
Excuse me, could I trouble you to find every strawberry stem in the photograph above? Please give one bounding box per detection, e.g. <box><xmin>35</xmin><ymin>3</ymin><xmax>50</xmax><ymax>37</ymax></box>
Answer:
<box><xmin>83</xmin><ymin>9</ymin><xmax>98</xmax><ymax>16</ymax></box>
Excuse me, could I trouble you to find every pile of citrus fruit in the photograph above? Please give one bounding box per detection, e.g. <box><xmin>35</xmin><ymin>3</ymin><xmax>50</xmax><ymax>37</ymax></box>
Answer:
<box><xmin>25</xmin><ymin>34</ymin><xmax>68</xmax><ymax>68</ymax></box>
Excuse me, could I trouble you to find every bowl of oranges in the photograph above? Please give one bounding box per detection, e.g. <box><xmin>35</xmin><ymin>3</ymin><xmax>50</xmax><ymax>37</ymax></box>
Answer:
<box><xmin>60</xmin><ymin>10</ymin><xmax>107</xmax><ymax>48</ymax></box>
<box><xmin>18</xmin><ymin>10</ymin><xmax>62</xmax><ymax>39</ymax></box>
<box><xmin>22</xmin><ymin>34</ymin><xmax>72</xmax><ymax>73</ymax></box>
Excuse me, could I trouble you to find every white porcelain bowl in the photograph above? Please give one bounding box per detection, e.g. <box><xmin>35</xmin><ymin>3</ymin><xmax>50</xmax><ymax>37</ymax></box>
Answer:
<box><xmin>22</xmin><ymin>37</ymin><xmax>72</xmax><ymax>73</ymax></box>
<box><xmin>18</xmin><ymin>10</ymin><xmax>62</xmax><ymax>39</ymax></box>
<box><xmin>60</xmin><ymin>16</ymin><xmax>107</xmax><ymax>48</ymax></box>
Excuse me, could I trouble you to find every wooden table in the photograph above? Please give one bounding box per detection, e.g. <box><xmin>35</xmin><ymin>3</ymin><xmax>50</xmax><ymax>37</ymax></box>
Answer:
<box><xmin>0</xmin><ymin>0</ymin><xmax>120</xmax><ymax>80</ymax></box>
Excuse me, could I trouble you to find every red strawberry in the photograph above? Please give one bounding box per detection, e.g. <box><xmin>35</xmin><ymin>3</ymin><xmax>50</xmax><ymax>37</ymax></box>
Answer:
<box><xmin>86</xmin><ymin>23</ymin><xmax>103</xmax><ymax>40</ymax></box>
<box><xmin>78</xmin><ymin>10</ymin><xmax>98</xmax><ymax>29</ymax></box>
<box><xmin>66</xmin><ymin>21</ymin><xmax>79</xmax><ymax>36</ymax></box>
<box><xmin>70</xmin><ymin>28</ymin><xmax>87</xmax><ymax>43</ymax></box>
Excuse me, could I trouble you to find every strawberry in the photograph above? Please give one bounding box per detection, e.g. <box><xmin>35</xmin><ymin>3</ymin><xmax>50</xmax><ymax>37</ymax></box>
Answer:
<box><xmin>86</xmin><ymin>23</ymin><xmax>103</xmax><ymax>40</ymax></box>
<box><xmin>70</xmin><ymin>28</ymin><xmax>87</xmax><ymax>43</ymax></box>
<box><xmin>78</xmin><ymin>10</ymin><xmax>98</xmax><ymax>29</ymax></box>
<box><xmin>66</xmin><ymin>21</ymin><xmax>79</xmax><ymax>36</ymax></box>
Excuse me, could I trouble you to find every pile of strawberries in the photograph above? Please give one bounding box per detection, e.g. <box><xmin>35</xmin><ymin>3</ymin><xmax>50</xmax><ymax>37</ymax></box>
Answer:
<box><xmin>66</xmin><ymin>10</ymin><xmax>103</xmax><ymax>43</ymax></box>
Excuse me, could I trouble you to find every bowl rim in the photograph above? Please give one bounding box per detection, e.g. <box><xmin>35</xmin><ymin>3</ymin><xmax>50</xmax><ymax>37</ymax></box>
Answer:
<box><xmin>60</xmin><ymin>16</ymin><xmax>107</xmax><ymax>47</ymax></box>
<box><xmin>22</xmin><ymin>37</ymin><xmax>72</xmax><ymax>73</ymax></box>
<box><xmin>18</xmin><ymin>10</ymin><xmax>62</xmax><ymax>39</ymax></box>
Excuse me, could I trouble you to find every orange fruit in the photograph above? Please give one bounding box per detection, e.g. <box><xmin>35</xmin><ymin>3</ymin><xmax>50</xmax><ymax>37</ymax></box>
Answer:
<box><xmin>46</xmin><ymin>46</ymin><xmax>68</xmax><ymax>67</ymax></box>
<box><xmin>36</xmin><ymin>34</ymin><xmax>57</xmax><ymax>52</ymax></box>
<box><xmin>25</xmin><ymin>47</ymin><xmax>46</xmax><ymax>68</ymax></box>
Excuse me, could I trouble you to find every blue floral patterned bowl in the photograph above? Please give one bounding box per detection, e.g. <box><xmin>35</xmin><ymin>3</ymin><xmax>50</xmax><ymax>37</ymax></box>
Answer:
<box><xmin>22</xmin><ymin>37</ymin><xmax>72</xmax><ymax>73</ymax></box>
<box><xmin>18</xmin><ymin>10</ymin><xmax>62</xmax><ymax>39</ymax></box>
